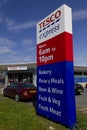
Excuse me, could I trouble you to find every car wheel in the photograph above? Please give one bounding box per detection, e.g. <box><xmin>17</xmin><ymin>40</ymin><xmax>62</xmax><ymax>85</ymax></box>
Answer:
<box><xmin>3</xmin><ymin>93</ymin><xmax>6</xmax><ymax>97</ymax></box>
<box><xmin>3</xmin><ymin>91</ymin><xmax>6</xmax><ymax>97</ymax></box>
<box><xmin>15</xmin><ymin>94</ymin><xmax>20</xmax><ymax>102</ymax></box>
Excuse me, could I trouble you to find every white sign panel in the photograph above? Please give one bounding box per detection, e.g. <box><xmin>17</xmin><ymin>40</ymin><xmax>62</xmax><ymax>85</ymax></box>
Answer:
<box><xmin>8</xmin><ymin>66</ymin><xmax>27</xmax><ymax>71</ymax></box>
<box><xmin>37</xmin><ymin>4</ymin><xmax>72</xmax><ymax>44</ymax></box>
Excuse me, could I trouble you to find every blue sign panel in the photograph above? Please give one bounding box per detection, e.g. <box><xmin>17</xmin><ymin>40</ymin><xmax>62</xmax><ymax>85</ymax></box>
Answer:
<box><xmin>37</xmin><ymin>62</ymin><xmax>76</xmax><ymax>127</ymax></box>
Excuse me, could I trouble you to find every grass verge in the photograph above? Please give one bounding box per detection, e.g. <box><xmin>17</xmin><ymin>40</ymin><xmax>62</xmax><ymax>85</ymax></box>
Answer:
<box><xmin>0</xmin><ymin>95</ymin><xmax>87</xmax><ymax>130</ymax></box>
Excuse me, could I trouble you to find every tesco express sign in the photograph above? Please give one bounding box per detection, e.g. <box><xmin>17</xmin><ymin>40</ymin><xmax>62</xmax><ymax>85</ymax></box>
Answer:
<box><xmin>39</xmin><ymin>10</ymin><xmax>61</xmax><ymax>29</ymax></box>
<box><xmin>37</xmin><ymin>5</ymin><xmax>72</xmax><ymax>44</ymax></box>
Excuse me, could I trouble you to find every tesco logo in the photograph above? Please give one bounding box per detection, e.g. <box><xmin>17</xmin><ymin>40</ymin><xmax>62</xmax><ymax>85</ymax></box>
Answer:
<box><xmin>39</xmin><ymin>10</ymin><xmax>61</xmax><ymax>29</ymax></box>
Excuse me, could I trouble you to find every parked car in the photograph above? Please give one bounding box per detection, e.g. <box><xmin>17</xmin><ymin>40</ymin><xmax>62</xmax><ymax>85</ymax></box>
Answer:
<box><xmin>85</xmin><ymin>83</ymin><xmax>87</xmax><ymax>88</ymax></box>
<box><xmin>75</xmin><ymin>83</ymin><xmax>84</xmax><ymax>94</ymax></box>
<box><xmin>3</xmin><ymin>82</ymin><xmax>36</xmax><ymax>101</ymax></box>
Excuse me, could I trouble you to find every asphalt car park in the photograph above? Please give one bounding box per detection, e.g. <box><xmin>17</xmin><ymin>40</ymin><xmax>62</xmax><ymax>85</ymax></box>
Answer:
<box><xmin>75</xmin><ymin>88</ymin><xmax>87</xmax><ymax>113</ymax></box>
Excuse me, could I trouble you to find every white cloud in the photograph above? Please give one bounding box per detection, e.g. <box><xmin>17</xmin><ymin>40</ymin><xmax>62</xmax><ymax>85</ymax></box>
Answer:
<box><xmin>0</xmin><ymin>37</ymin><xmax>17</xmax><ymax>59</ymax></box>
<box><xmin>5</xmin><ymin>17</ymin><xmax>15</xmax><ymax>27</ymax></box>
<box><xmin>0</xmin><ymin>15</ymin><xmax>38</xmax><ymax>32</ymax></box>
<box><xmin>21</xmin><ymin>38</ymin><xmax>36</xmax><ymax>52</ymax></box>
<box><xmin>2</xmin><ymin>53</ymin><xmax>33</xmax><ymax>63</ymax></box>
<box><xmin>73</xmin><ymin>9</ymin><xmax>87</xmax><ymax>21</ymax></box>
<box><xmin>0</xmin><ymin>37</ymin><xmax>16</xmax><ymax>48</ymax></box>
<box><xmin>22</xmin><ymin>39</ymin><xmax>34</xmax><ymax>46</ymax></box>
<box><xmin>7</xmin><ymin>21</ymin><xmax>38</xmax><ymax>31</ymax></box>
<box><xmin>0</xmin><ymin>0</ymin><xmax>9</xmax><ymax>7</ymax></box>
<box><xmin>74</xmin><ymin>57</ymin><xmax>87</xmax><ymax>66</ymax></box>
<box><xmin>0</xmin><ymin>36</ymin><xmax>36</xmax><ymax>63</ymax></box>
<box><xmin>13</xmin><ymin>55</ymin><xmax>32</xmax><ymax>63</ymax></box>
<box><xmin>0</xmin><ymin>46</ymin><xmax>11</xmax><ymax>54</ymax></box>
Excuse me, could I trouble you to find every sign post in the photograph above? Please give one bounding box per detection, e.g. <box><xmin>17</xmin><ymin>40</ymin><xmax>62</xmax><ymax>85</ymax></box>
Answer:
<box><xmin>36</xmin><ymin>4</ymin><xmax>76</xmax><ymax>129</ymax></box>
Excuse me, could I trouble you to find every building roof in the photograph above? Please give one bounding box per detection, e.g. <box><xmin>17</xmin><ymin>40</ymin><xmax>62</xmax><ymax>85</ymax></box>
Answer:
<box><xmin>0</xmin><ymin>63</ymin><xmax>87</xmax><ymax>73</ymax></box>
<box><xmin>74</xmin><ymin>66</ymin><xmax>87</xmax><ymax>72</ymax></box>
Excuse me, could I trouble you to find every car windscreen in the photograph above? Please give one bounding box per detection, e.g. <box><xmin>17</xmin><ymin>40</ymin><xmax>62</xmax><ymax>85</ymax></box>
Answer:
<box><xmin>21</xmin><ymin>83</ymin><xmax>36</xmax><ymax>88</ymax></box>
<box><xmin>9</xmin><ymin>82</ymin><xmax>18</xmax><ymax>88</ymax></box>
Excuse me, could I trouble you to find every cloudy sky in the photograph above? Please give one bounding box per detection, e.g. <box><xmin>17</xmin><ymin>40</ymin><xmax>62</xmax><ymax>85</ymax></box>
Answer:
<box><xmin>0</xmin><ymin>0</ymin><xmax>87</xmax><ymax>66</ymax></box>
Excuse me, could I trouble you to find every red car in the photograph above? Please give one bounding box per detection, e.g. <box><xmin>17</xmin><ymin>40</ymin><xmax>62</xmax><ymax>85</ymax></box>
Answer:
<box><xmin>3</xmin><ymin>82</ymin><xmax>36</xmax><ymax>102</ymax></box>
